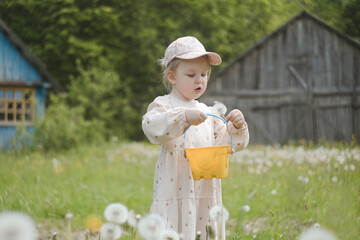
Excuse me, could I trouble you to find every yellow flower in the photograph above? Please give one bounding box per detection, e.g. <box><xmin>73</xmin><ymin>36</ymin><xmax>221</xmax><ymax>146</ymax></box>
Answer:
<box><xmin>85</xmin><ymin>215</ymin><xmax>103</xmax><ymax>234</ymax></box>
<box><xmin>54</xmin><ymin>167</ymin><xmax>64</xmax><ymax>173</ymax></box>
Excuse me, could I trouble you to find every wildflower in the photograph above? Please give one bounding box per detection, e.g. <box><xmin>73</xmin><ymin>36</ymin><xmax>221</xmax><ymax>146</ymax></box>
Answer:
<box><xmin>331</xmin><ymin>176</ymin><xmax>338</xmax><ymax>183</ymax></box>
<box><xmin>209</xmin><ymin>205</ymin><xmax>229</xmax><ymax>223</ymax></box>
<box><xmin>212</xmin><ymin>101</ymin><xmax>227</xmax><ymax>117</ymax></box>
<box><xmin>299</xmin><ymin>227</ymin><xmax>338</xmax><ymax>240</ymax></box>
<box><xmin>271</xmin><ymin>189</ymin><xmax>277</xmax><ymax>195</ymax></box>
<box><xmin>160</xmin><ymin>229</ymin><xmax>180</xmax><ymax>240</ymax></box>
<box><xmin>85</xmin><ymin>215</ymin><xmax>103</xmax><ymax>234</ymax></box>
<box><xmin>104</xmin><ymin>203</ymin><xmax>128</xmax><ymax>224</ymax></box>
<box><xmin>0</xmin><ymin>212</ymin><xmax>38</xmax><ymax>240</ymax></box>
<box><xmin>297</xmin><ymin>176</ymin><xmax>309</xmax><ymax>184</ymax></box>
<box><xmin>137</xmin><ymin>214</ymin><xmax>166</xmax><ymax>239</ymax></box>
<box><xmin>195</xmin><ymin>231</ymin><xmax>201</xmax><ymax>240</ymax></box>
<box><xmin>241</xmin><ymin>205</ymin><xmax>250</xmax><ymax>212</ymax></box>
<box><xmin>313</xmin><ymin>223</ymin><xmax>320</xmax><ymax>228</ymax></box>
<box><xmin>99</xmin><ymin>223</ymin><xmax>122</xmax><ymax>240</ymax></box>
<box><xmin>350</xmin><ymin>164</ymin><xmax>355</xmax><ymax>171</ymax></box>
<box><xmin>127</xmin><ymin>210</ymin><xmax>141</xmax><ymax>228</ymax></box>
<box><xmin>52</xmin><ymin>158</ymin><xmax>63</xmax><ymax>173</ymax></box>
<box><xmin>65</xmin><ymin>212</ymin><xmax>74</xmax><ymax>221</ymax></box>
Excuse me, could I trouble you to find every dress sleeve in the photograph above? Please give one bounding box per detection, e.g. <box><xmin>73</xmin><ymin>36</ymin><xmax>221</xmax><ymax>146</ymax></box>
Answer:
<box><xmin>142</xmin><ymin>98</ymin><xmax>189</xmax><ymax>144</ymax></box>
<box><xmin>213</xmin><ymin>117</ymin><xmax>249</xmax><ymax>152</ymax></box>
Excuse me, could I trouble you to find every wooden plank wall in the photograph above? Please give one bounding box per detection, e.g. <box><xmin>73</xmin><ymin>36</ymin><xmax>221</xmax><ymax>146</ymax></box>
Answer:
<box><xmin>0</xmin><ymin>31</ymin><xmax>42</xmax><ymax>82</ymax></box>
<box><xmin>0</xmin><ymin>31</ymin><xmax>44</xmax><ymax>150</ymax></box>
<box><xmin>202</xmin><ymin>16</ymin><xmax>360</xmax><ymax>145</ymax></box>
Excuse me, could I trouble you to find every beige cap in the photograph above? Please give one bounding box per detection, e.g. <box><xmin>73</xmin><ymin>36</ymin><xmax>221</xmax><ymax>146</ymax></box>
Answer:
<box><xmin>163</xmin><ymin>36</ymin><xmax>222</xmax><ymax>68</ymax></box>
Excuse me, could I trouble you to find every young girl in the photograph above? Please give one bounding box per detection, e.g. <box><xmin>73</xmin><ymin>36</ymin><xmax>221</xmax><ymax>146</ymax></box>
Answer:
<box><xmin>142</xmin><ymin>36</ymin><xmax>249</xmax><ymax>239</ymax></box>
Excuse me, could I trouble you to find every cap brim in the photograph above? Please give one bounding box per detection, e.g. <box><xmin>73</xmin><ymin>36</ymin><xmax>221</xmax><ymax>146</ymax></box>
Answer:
<box><xmin>176</xmin><ymin>51</ymin><xmax>222</xmax><ymax>66</ymax></box>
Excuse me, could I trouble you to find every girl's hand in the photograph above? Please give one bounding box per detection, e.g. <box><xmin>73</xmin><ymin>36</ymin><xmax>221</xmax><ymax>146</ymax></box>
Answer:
<box><xmin>225</xmin><ymin>109</ymin><xmax>246</xmax><ymax>129</ymax></box>
<box><xmin>185</xmin><ymin>108</ymin><xmax>208</xmax><ymax>126</ymax></box>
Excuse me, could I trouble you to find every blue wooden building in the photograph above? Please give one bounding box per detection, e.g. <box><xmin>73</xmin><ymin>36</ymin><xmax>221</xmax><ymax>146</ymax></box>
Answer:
<box><xmin>0</xmin><ymin>18</ymin><xmax>61</xmax><ymax>149</ymax></box>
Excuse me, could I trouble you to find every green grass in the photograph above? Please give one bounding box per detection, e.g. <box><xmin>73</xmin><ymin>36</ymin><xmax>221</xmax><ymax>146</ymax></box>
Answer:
<box><xmin>0</xmin><ymin>141</ymin><xmax>359</xmax><ymax>239</ymax></box>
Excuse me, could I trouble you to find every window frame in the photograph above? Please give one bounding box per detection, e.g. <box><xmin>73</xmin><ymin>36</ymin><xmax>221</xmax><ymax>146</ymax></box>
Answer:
<box><xmin>0</xmin><ymin>87</ymin><xmax>35</xmax><ymax>126</ymax></box>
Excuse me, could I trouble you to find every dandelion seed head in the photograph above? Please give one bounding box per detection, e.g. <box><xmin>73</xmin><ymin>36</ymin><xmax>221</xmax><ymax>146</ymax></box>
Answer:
<box><xmin>104</xmin><ymin>203</ymin><xmax>128</xmax><ymax>224</ymax></box>
<box><xmin>0</xmin><ymin>212</ymin><xmax>38</xmax><ymax>240</ymax></box>
<box><xmin>350</xmin><ymin>164</ymin><xmax>355</xmax><ymax>171</ymax></box>
<box><xmin>313</xmin><ymin>223</ymin><xmax>320</xmax><ymax>228</ymax></box>
<box><xmin>209</xmin><ymin>205</ymin><xmax>229</xmax><ymax>223</ymax></box>
<box><xmin>160</xmin><ymin>229</ymin><xmax>180</xmax><ymax>240</ymax></box>
<box><xmin>212</xmin><ymin>101</ymin><xmax>227</xmax><ymax>117</ymax></box>
<box><xmin>298</xmin><ymin>176</ymin><xmax>309</xmax><ymax>184</ymax></box>
<box><xmin>331</xmin><ymin>176</ymin><xmax>338</xmax><ymax>183</ymax></box>
<box><xmin>65</xmin><ymin>212</ymin><xmax>73</xmax><ymax>220</ymax></box>
<box><xmin>299</xmin><ymin>227</ymin><xmax>338</xmax><ymax>240</ymax></box>
<box><xmin>138</xmin><ymin>214</ymin><xmax>166</xmax><ymax>239</ymax></box>
<box><xmin>241</xmin><ymin>205</ymin><xmax>250</xmax><ymax>212</ymax></box>
<box><xmin>271</xmin><ymin>189</ymin><xmax>277</xmax><ymax>195</ymax></box>
<box><xmin>99</xmin><ymin>223</ymin><xmax>122</xmax><ymax>240</ymax></box>
<box><xmin>127</xmin><ymin>210</ymin><xmax>140</xmax><ymax>228</ymax></box>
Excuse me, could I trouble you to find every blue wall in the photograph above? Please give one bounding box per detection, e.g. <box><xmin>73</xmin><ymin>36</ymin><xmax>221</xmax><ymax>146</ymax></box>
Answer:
<box><xmin>0</xmin><ymin>30</ymin><xmax>46</xmax><ymax>150</ymax></box>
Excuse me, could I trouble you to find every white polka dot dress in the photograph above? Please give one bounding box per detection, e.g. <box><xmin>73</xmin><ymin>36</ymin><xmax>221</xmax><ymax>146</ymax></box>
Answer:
<box><xmin>142</xmin><ymin>93</ymin><xmax>249</xmax><ymax>240</ymax></box>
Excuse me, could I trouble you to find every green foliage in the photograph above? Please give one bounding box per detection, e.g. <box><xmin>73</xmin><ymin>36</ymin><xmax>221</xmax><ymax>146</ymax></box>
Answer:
<box><xmin>33</xmin><ymin>93</ymin><xmax>104</xmax><ymax>151</ymax></box>
<box><xmin>67</xmin><ymin>58</ymin><xmax>132</xmax><ymax>138</ymax></box>
<box><xmin>0</xmin><ymin>0</ymin><xmax>358</xmax><ymax>140</ymax></box>
<box><xmin>342</xmin><ymin>0</ymin><xmax>360</xmax><ymax>41</ymax></box>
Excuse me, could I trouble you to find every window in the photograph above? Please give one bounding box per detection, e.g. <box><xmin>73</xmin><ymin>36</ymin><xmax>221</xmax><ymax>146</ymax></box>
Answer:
<box><xmin>0</xmin><ymin>87</ymin><xmax>34</xmax><ymax>125</ymax></box>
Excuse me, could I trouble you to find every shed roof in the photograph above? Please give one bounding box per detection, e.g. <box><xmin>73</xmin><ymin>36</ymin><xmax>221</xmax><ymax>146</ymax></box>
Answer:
<box><xmin>214</xmin><ymin>10</ymin><xmax>360</xmax><ymax>78</ymax></box>
<box><xmin>0</xmin><ymin>18</ymin><xmax>62</xmax><ymax>91</ymax></box>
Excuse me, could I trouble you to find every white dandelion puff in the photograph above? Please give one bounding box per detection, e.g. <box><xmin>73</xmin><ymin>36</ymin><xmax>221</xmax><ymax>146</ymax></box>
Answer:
<box><xmin>241</xmin><ymin>205</ymin><xmax>250</xmax><ymax>212</ymax></box>
<box><xmin>127</xmin><ymin>210</ymin><xmax>141</xmax><ymax>228</ymax></box>
<box><xmin>99</xmin><ymin>223</ymin><xmax>122</xmax><ymax>240</ymax></box>
<box><xmin>212</xmin><ymin>101</ymin><xmax>227</xmax><ymax>117</ymax></box>
<box><xmin>65</xmin><ymin>212</ymin><xmax>74</xmax><ymax>221</ymax></box>
<box><xmin>0</xmin><ymin>212</ymin><xmax>38</xmax><ymax>240</ymax></box>
<box><xmin>137</xmin><ymin>214</ymin><xmax>166</xmax><ymax>239</ymax></box>
<box><xmin>270</xmin><ymin>189</ymin><xmax>277</xmax><ymax>195</ymax></box>
<box><xmin>313</xmin><ymin>223</ymin><xmax>321</xmax><ymax>228</ymax></box>
<box><xmin>350</xmin><ymin>164</ymin><xmax>355</xmax><ymax>171</ymax></box>
<box><xmin>209</xmin><ymin>205</ymin><xmax>229</xmax><ymax>223</ymax></box>
<box><xmin>104</xmin><ymin>203</ymin><xmax>128</xmax><ymax>224</ymax></box>
<box><xmin>299</xmin><ymin>227</ymin><xmax>338</xmax><ymax>240</ymax></box>
<box><xmin>298</xmin><ymin>176</ymin><xmax>309</xmax><ymax>184</ymax></box>
<box><xmin>331</xmin><ymin>176</ymin><xmax>338</xmax><ymax>183</ymax></box>
<box><xmin>160</xmin><ymin>229</ymin><xmax>180</xmax><ymax>240</ymax></box>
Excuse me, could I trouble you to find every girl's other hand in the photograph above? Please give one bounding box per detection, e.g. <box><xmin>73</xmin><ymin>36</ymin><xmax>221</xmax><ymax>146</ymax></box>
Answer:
<box><xmin>225</xmin><ymin>109</ymin><xmax>245</xmax><ymax>129</ymax></box>
<box><xmin>185</xmin><ymin>108</ymin><xmax>208</xmax><ymax>126</ymax></box>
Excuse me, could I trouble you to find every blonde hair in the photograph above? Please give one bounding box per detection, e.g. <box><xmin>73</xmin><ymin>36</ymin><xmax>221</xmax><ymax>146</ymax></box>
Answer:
<box><xmin>158</xmin><ymin>56</ymin><xmax>212</xmax><ymax>92</ymax></box>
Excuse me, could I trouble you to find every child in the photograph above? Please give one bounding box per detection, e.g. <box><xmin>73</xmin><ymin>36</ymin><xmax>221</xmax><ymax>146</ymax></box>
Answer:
<box><xmin>142</xmin><ymin>36</ymin><xmax>249</xmax><ymax>239</ymax></box>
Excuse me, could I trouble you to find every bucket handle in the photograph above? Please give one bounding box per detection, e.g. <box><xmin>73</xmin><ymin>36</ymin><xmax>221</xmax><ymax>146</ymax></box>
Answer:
<box><xmin>184</xmin><ymin>113</ymin><xmax>234</xmax><ymax>155</ymax></box>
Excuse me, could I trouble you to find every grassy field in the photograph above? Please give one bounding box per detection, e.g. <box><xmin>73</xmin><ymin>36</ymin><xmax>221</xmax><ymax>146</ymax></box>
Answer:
<box><xmin>0</xmin><ymin>140</ymin><xmax>359</xmax><ymax>239</ymax></box>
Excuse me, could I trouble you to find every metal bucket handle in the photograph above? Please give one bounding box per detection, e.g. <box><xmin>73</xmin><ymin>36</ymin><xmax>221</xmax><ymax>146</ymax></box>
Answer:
<box><xmin>184</xmin><ymin>113</ymin><xmax>234</xmax><ymax>157</ymax></box>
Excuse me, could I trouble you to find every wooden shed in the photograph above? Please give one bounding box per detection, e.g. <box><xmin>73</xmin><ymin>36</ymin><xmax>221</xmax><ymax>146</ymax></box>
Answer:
<box><xmin>0</xmin><ymin>18</ymin><xmax>61</xmax><ymax>149</ymax></box>
<box><xmin>202</xmin><ymin>11</ymin><xmax>360</xmax><ymax>145</ymax></box>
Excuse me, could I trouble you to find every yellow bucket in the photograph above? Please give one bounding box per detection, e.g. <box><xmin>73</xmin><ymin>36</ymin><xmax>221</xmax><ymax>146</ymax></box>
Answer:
<box><xmin>184</xmin><ymin>113</ymin><xmax>233</xmax><ymax>181</ymax></box>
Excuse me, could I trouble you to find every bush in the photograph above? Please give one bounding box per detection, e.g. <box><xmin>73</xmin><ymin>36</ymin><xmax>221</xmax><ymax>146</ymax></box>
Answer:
<box><xmin>68</xmin><ymin>58</ymin><xmax>133</xmax><ymax>139</ymax></box>
<box><xmin>34</xmin><ymin>94</ymin><xmax>104</xmax><ymax>151</ymax></box>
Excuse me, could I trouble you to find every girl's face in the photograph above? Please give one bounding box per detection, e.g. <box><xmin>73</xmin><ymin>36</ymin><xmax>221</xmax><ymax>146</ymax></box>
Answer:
<box><xmin>167</xmin><ymin>57</ymin><xmax>210</xmax><ymax>101</ymax></box>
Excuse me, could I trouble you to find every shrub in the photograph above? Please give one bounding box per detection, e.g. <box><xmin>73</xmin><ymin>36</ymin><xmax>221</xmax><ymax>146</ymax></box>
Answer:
<box><xmin>34</xmin><ymin>94</ymin><xmax>104</xmax><ymax>151</ymax></box>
